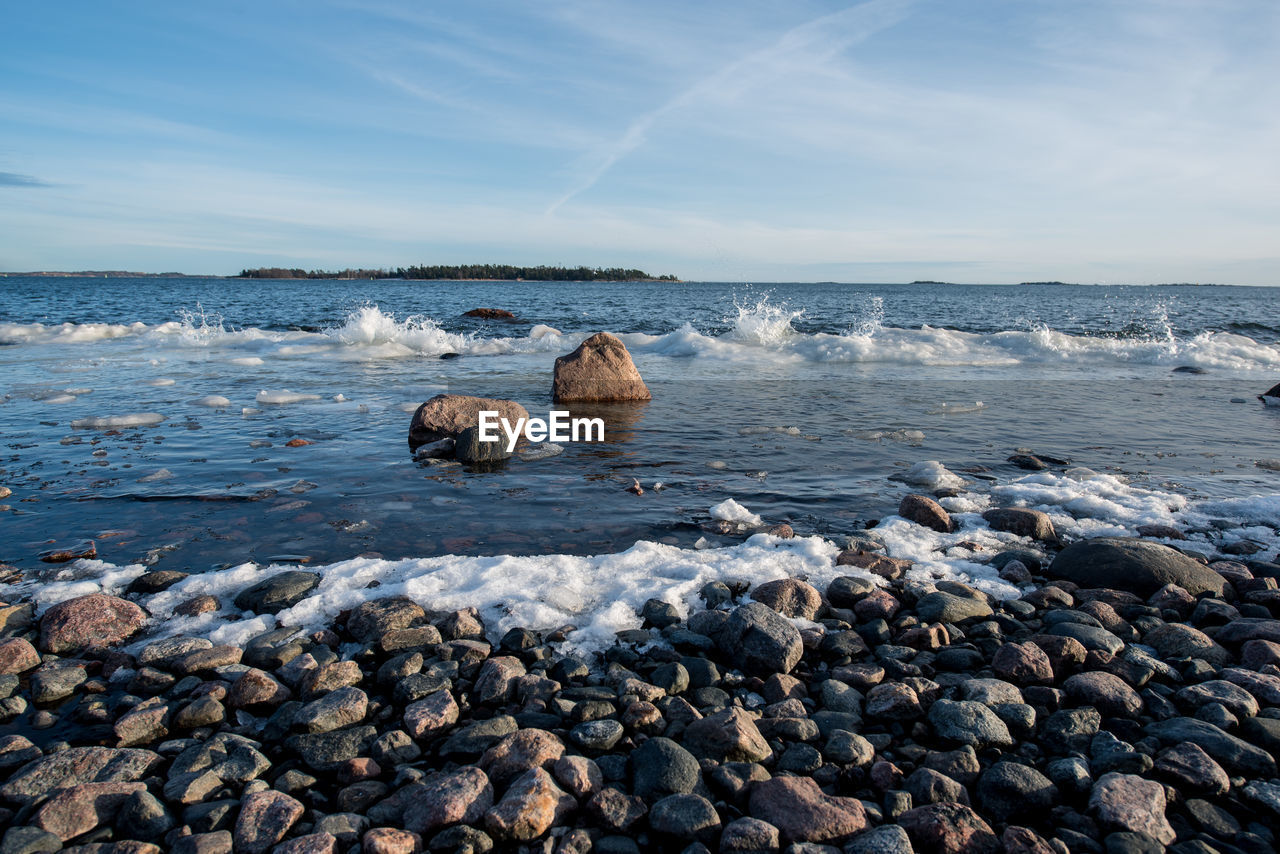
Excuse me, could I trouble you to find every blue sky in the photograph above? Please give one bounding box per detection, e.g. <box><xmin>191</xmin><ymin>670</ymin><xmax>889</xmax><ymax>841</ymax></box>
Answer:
<box><xmin>2</xmin><ymin>0</ymin><xmax>1278</xmax><ymax>283</ymax></box>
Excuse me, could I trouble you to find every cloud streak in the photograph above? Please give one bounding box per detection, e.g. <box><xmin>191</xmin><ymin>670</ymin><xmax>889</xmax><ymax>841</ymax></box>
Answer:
<box><xmin>545</xmin><ymin>0</ymin><xmax>912</xmax><ymax>214</ymax></box>
<box><xmin>0</xmin><ymin>172</ymin><xmax>52</xmax><ymax>188</ymax></box>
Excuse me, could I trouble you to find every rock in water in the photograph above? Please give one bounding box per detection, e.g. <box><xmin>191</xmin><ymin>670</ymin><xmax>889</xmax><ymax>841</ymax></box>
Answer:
<box><xmin>552</xmin><ymin>332</ymin><xmax>651</xmax><ymax>402</ymax></box>
<box><xmin>408</xmin><ymin>394</ymin><xmax>530</xmax><ymax>448</ymax></box>
<box><xmin>1048</xmin><ymin>537</ymin><xmax>1227</xmax><ymax>597</ymax></box>
<box><xmin>898</xmin><ymin>494</ymin><xmax>953</xmax><ymax>532</ymax></box>
<box><xmin>454</xmin><ymin>425</ymin><xmax>512</xmax><ymax>465</ymax></box>
<box><xmin>463</xmin><ymin>308</ymin><xmax>516</xmax><ymax>319</ymax></box>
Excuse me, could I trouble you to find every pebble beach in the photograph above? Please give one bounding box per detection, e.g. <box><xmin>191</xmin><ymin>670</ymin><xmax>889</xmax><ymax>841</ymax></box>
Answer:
<box><xmin>3</xmin><ymin>501</ymin><xmax>1280</xmax><ymax>854</ymax></box>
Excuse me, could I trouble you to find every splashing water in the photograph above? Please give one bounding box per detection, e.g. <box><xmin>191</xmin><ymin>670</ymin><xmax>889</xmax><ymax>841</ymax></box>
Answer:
<box><xmin>327</xmin><ymin>305</ymin><xmax>472</xmax><ymax>355</ymax></box>
<box><xmin>724</xmin><ymin>296</ymin><xmax>804</xmax><ymax>346</ymax></box>
<box><xmin>174</xmin><ymin>303</ymin><xmax>228</xmax><ymax>343</ymax></box>
<box><xmin>848</xmin><ymin>295</ymin><xmax>885</xmax><ymax>338</ymax></box>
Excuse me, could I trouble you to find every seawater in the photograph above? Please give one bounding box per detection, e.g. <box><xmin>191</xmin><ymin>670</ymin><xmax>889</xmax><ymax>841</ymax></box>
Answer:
<box><xmin>3</xmin><ymin>277</ymin><xmax>1280</xmax><ymax>645</ymax></box>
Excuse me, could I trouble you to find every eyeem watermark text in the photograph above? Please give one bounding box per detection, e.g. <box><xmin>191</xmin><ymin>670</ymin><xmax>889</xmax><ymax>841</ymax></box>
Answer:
<box><xmin>478</xmin><ymin>410</ymin><xmax>604</xmax><ymax>452</ymax></box>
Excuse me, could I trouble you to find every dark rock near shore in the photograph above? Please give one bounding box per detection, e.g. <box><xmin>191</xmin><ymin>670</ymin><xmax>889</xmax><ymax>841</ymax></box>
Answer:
<box><xmin>718</xmin><ymin>602</ymin><xmax>802</xmax><ymax>675</ymax></box>
<box><xmin>983</xmin><ymin>507</ymin><xmax>1058</xmax><ymax>543</ymax></box>
<box><xmin>1049</xmin><ymin>537</ymin><xmax>1228</xmax><ymax>597</ymax></box>
<box><xmin>232</xmin><ymin>571</ymin><xmax>320</xmax><ymax>614</ymax></box>
<box><xmin>463</xmin><ymin>308</ymin><xmax>516</xmax><ymax>319</ymax></box>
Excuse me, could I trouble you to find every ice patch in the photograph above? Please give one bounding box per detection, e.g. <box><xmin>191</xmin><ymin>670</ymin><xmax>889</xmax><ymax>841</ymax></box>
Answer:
<box><xmin>519</xmin><ymin>442</ymin><xmax>564</xmax><ymax>461</ymax></box>
<box><xmin>145</xmin><ymin>378</ymin><xmax>176</xmax><ymax>387</ymax></box>
<box><xmin>71</xmin><ymin>413</ymin><xmax>167</xmax><ymax>429</ymax></box>
<box><xmin>194</xmin><ymin>395</ymin><xmax>232</xmax><ymax>408</ymax></box>
<box><xmin>229</xmin><ymin>357</ymin><xmax>264</xmax><ymax>367</ymax></box>
<box><xmin>137</xmin><ymin>468</ymin><xmax>174</xmax><ymax>483</ymax></box>
<box><xmin>256</xmin><ymin>390</ymin><xmax>321</xmax><ymax>405</ymax></box>
<box><xmin>710</xmin><ymin>499</ymin><xmax>764</xmax><ymax>526</ymax></box>
<box><xmin>41</xmin><ymin>394</ymin><xmax>77</xmax><ymax>404</ymax></box>
<box><xmin>47</xmin><ymin>537</ymin><xmax>851</xmax><ymax>654</ymax></box>
<box><xmin>895</xmin><ymin>461</ymin><xmax>967</xmax><ymax>489</ymax></box>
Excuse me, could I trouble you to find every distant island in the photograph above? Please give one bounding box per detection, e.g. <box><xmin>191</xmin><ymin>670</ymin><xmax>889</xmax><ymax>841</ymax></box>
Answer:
<box><xmin>909</xmin><ymin>280</ymin><xmax>955</xmax><ymax>285</ymax></box>
<box><xmin>1018</xmin><ymin>281</ymin><xmax>1073</xmax><ymax>286</ymax></box>
<box><xmin>1</xmin><ymin>270</ymin><xmax>203</xmax><ymax>278</ymax></box>
<box><xmin>237</xmin><ymin>264</ymin><xmax>679</xmax><ymax>282</ymax></box>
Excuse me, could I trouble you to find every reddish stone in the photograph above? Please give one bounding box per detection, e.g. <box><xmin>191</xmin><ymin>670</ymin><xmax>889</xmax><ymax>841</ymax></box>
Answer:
<box><xmin>992</xmin><ymin>641</ymin><xmax>1054</xmax><ymax>686</ymax></box>
<box><xmin>899</xmin><ymin>802</ymin><xmax>1001</xmax><ymax>854</ymax></box>
<box><xmin>899</xmin><ymin>494</ymin><xmax>953</xmax><ymax>533</ymax></box>
<box><xmin>0</xmin><ymin>637</ymin><xmax>40</xmax><ymax>674</ymax></box>
<box><xmin>751</xmin><ymin>578</ymin><xmax>822</xmax><ymax>619</ymax></box>
<box><xmin>1089</xmin><ymin>772</ymin><xmax>1175</xmax><ymax>845</ymax></box>
<box><xmin>403</xmin><ymin>689</ymin><xmax>459</xmax><ymax>739</ymax></box>
<box><xmin>40</xmin><ymin>593</ymin><xmax>146</xmax><ymax>654</ymax></box>
<box><xmin>362</xmin><ymin>829</ymin><xmax>421</xmax><ymax>854</ymax></box>
<box><xmin>484</xmin><ymin>768</ymin><xmax>575</xmax><ymax>841</ymax></box>
<box><xmin>35</xmin><ymin>781</ymin><xmax>146</xmax><ymax>840</ymax></box>
<box><xmin>746</xmin><ymin>776</ymin><xmax>867</xmax><ymax>844</ymax></box>
<box><xmin>479</xmin><ymin>729</ymin><xmax>565</xmax><ymax>787</ymax></box>
<box><xmin>227</xmin><ymin>668</ymin><xmax>292</xmax><ymax>709</ymax></box>
<box><xmin>836</xmin><ymin>550</ymin><xmax>911</xmax><ymax>579</ymax></box>
<box><xmin>403</xmin><ymin>767</ymin><xmax>493</xmax><ymax>836</ymax></box>
<box><xmin>233</xmin><ymin>790</ymin><xmax>305</xmax><ymax>854</ymax></box>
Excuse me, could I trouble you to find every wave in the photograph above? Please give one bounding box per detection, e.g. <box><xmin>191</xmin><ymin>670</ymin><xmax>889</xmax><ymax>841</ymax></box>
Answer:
<box><xmin>4</xmin><ymin>300</ymin><xmax>1280</xmax><ymax>371</ymax></box>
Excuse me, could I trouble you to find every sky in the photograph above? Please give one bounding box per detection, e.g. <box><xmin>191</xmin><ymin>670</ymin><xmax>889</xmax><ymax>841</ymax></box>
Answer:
<box><xmin>2</xmin><ymin>0</ymin><xmax>1278</xmax><ymax>284</ymax></box>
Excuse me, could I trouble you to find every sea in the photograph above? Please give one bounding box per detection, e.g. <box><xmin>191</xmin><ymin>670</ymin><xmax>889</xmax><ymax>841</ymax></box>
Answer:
<box><xmin>3</xmin><ymin>276</ymin><xmax>1280</xmax><ymax>649</ymax></box>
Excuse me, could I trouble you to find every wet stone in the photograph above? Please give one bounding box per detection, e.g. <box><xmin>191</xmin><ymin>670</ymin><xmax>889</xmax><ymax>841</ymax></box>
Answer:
<box><xmin>232</xmin><ymin>571</ymin><xmax>320</xmax><ymax>614</ymax></box>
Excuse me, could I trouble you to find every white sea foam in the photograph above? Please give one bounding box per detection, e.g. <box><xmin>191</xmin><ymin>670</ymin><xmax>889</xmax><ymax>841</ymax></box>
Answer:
<box><xmin>71</xmin><ymin>413</ymin><xmax>167</xmax><ymax>429</ymax></box>
<box><xmin>255</xmin><ymin>390</ymin><xmax>321</xmax><ymax>405</ymax></box>
<box><xmin>6</xmin><ymin>299</ymin><xmax>1280</xmax><ymax>371</ymax></box>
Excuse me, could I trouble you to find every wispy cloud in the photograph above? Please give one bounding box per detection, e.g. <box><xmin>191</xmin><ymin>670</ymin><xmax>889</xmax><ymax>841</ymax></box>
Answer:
<box><xmin>0</xmin><ymin>171</ymin><xmax>51</xmax><ymax>188</ymax></box>
<box><xmin>545</xmin><ymin>0</ymin><xmax>912</xmax><ymax>214</ymax></box>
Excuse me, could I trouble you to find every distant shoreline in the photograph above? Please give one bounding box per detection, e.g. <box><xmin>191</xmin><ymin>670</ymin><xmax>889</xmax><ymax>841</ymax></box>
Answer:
<box><xmin>0</xmin><ymin>272</ymin><xmax>1250</xmax><ymax>287</ymax></box>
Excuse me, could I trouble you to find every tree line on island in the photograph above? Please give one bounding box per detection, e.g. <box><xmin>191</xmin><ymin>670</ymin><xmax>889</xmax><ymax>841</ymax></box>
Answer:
<box><xmin>236</xmin><ymin>264</ymin><xmax>678</xmax><ymax>282</ymax></box>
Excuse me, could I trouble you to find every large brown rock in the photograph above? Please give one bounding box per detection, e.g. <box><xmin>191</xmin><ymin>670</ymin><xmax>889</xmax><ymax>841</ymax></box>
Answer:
<box><xmin>899</xmin><ymin>494</ymin><xmax>953</xmax><ymax>533</ymax></box>
<box><xmin>983</xmin><ymin>508</ymin><xmax>1057</xmax><ymax>543</ymax></box>
<box><xmin>899</xmin><ymin>802</ymin><xmax>1001</xmax><ymax>854</ymax></box>
<box><xmin>1089</xmin><ymin>773</ymin><xmax>1175</xmax><ymax>845</ymax></box>
<box><xmin>0</xmin><ymin>747</ymin><xmax>161</xmax><ymax>804</ymax></box>
<box><xmin>1048</xmin><ymin>538</ymin><xmax>1227</xmax><ymax>598</ymax></box>
<box><xmin>234</xmin><ymin>790</ymin><xmax>305</xmax><ymax>854</ymax></box>
<box><xmin>408</xmin><ymin>394</ymin><xmax>530</xmax><ymax>447</ymax></box>
<box><xmin>746</xmin><ymin>776</ymin><xmax>867</xmax><ymax>844</ymax></box>
<box><xmin>40</xmin><ymin>594</ymin><xmax>146</xmax><ymax>654</ymax></box>
<box><xmin>0</xmin><ymin>638</ymin><xmax>40</xmax><ymax>674</ymax></box>
<box><xmin>552</xmin><ymin>332</ymin><xmax>650</xmax><ymax>402</ymax></box>
<box><xmin>35</xmin><ymin>782</ymin><xmax>147</xmax><ymax>841</ymax></box>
